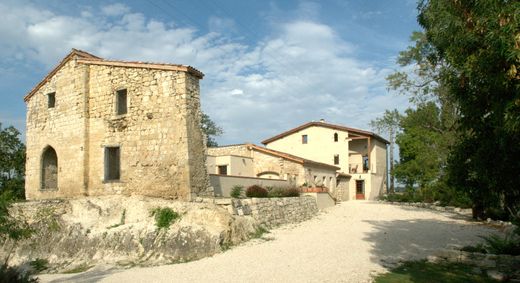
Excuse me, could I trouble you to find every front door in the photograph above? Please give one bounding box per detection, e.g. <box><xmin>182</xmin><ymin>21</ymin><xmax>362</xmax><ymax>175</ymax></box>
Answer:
<box><xmin>356</xmin><ymin>180</ymin><xmax>365</xmax><ymax>200</ymax></box>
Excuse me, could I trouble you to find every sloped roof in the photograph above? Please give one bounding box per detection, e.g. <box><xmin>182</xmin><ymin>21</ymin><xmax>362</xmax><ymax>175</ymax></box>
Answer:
<box><xmin>261</xmin><ymin>121</ymin><xmax>389</xmax><ymax>145</ymax></box>
<box><xmin>24</xmin><ymin>49</ymin><xmax>204</xmax><ymax>102</ymax></box>
<box><xmin>245</xmin><ymin>143</ymin><xmax>340</xmax><ymax>170</ymax></box>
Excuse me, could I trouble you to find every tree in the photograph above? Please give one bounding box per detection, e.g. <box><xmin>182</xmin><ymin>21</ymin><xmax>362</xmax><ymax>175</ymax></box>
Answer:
<box><xmin>0</xmin><ymin>124</ymin><xmax>25</xmax><ymax>200</ymax></box>
<box><xmin>417</xmin><ymin>0</ymin><xmax>520</xmax><ymax>218</ymax></box>
<box><xmin>370</xmin><ymin>109</ymin><xmax>401</xmax><ymax>193</ymax></box>
<box><xmin>394</xmin><ymin>102</ymin><xmax>455</xmax><ymax>189</ymax></box>
<box><xmin>200</xmin><ymin>112</ymin><xmax>223</xmax><ymax>147</ymax></box>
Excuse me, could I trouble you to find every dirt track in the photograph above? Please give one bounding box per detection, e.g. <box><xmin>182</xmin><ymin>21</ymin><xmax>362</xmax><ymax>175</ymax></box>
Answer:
<box><xmin>40</xmin><ymin>201</ymin><xmax>497</xmax><ymax>283</ymax></box>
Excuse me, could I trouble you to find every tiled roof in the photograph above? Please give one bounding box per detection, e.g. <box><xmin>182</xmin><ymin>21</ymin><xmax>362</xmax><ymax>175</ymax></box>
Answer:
<box><xmin>261</xmin><ymin>121</ymin><xmax>390</xmax><ymax>145</ymax></box>
<box><xmin>24</xmin><ymin>49</ymin><xmax>204</xmax><ymax>102</ymax></box>
<box><xmin>245</xmin><ymin>143</ymin><xmax>340</xmax><ymax>170</ymax></box>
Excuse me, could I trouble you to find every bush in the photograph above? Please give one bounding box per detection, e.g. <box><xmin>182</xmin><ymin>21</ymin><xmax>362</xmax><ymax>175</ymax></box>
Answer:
<box><xmin>0</xmin><ymin>264</ymin><xmax>37</xmax><ymax>283</ymax></box>
<box><xmin>480</xmin><ymin>234</ymin><xmax>520</xmax><ymax>256</ymax></box>
<box><xmin>230</xmin><ymin>185</ymin><xmax>243</xmax><ymax>198</ymax></box>
<box><xmin>29</xmin><ymin>258</ymin><xmax>48</xmax><ymax>273</ymax></box>
<box><xmin>245</xmin><ymin>185</ymin><xmax>268</xmax><ymax>198</ymax></box>
<box><xmin>150</xmin><ymin>207</ymin><xmax>180</xmax><ymax>229</ymax></box>
<box><xmin>283</xmin><ymin>188</ymin><xmax>300</xmax><ymax>197</ymax></box>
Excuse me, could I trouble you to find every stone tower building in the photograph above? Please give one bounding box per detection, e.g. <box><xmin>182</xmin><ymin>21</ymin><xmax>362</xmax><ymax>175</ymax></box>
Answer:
<box><xmin>24</xmin><ymin>49</ymin><xmax>212</xmax><ymax>200</ymax></box>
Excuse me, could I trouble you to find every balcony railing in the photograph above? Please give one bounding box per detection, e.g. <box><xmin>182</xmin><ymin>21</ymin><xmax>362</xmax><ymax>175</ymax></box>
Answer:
<box><xmin>349</xmin><ymin>163</ymin><xmax>369</xmax><ymax>174</ymax></box>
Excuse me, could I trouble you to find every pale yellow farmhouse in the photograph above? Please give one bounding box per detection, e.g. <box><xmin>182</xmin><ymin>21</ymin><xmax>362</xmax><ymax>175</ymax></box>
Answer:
<box><xmin>261</xmin><ymin>120</ymin><xmax>389</xmax><ymax>200</ymax></box>
<box><xmin>207</xmin><ymin>144</ymin><xmax>339</xmax><ymax>197</ymax></box>
<box><xmin>24</xmin><ymin>49</ymin><xmax>211</xmax><ymax>200</ymax></box>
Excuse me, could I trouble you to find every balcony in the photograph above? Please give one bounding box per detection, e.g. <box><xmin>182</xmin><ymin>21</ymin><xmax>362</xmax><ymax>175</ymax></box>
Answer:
<box><xmin>349</xmin><ymin>163</ymin><xmax>369</xmax><ymax>174</ymax></box>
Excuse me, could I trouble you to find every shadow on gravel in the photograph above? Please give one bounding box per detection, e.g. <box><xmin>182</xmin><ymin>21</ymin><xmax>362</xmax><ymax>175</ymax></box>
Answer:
<box><xmin>44</xmin><ymin>266</ymin><xmax>122</xmax><ymax>283</ymax></box>
<box><xmin>362</xmin><ymin>213</ymin><xmax>499</xmax><ymax>268</ymax></box>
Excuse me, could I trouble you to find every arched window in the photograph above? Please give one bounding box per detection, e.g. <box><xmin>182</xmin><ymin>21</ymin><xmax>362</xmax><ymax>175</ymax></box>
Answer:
<box><xmin>41</xmin><ymin>146</ymin><xmax>58</xmax><ymax>190</ymax></box>
<box><xmin>334</xmin><ymin>132</ymin><xmax>338</xmax><ymax>142</ymax></box>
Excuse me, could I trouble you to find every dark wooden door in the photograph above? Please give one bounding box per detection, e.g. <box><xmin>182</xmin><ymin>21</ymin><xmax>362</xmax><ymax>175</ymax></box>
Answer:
<box><xmin>355</xmin><ymin>180</ymin><xmax>365</xmax><ymax>200</ymax></box>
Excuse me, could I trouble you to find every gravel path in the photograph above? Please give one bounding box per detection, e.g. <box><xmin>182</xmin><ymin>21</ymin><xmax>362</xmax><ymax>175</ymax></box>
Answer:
<box><xmin>40</xmin><ymin>201</ymin><xmax>498</xmax><ymax>283</ymax></box>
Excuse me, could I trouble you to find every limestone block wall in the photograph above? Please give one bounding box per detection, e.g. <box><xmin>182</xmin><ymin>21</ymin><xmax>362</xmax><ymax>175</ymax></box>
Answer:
<box><xmin>230</xmin><ymin>196</ymin><xmax>318</xmax><ymax>228</ymax></box>
<box><xmin>25</xmin><ymin>56</ymin><xmax>210</xmax><ymax>201</ymax></box>
<box><xmin>207</xmin><ymin>145</ymin><xmax>251</xmax><ymax>157</ymax></box>
<box><xmin>25</xmin><ymin>59</ymin><xmax>89</xmax><ymax>200</ymax></box>
<box><xmin>85</xmin><ymin>65</ymin><xmax>208</xmax><ymax>199</ymax></box>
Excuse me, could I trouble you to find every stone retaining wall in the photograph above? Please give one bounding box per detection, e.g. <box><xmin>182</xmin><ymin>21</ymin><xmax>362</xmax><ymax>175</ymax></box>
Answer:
<box><xmin>429</xmin><ymin>249</ymin><xmax>520</xmax><ymax>280</ymax></box>
<box><xmin>229</xmin><ymin>196</ymin><xmax>318</xmax><ymax>228</ymax></box>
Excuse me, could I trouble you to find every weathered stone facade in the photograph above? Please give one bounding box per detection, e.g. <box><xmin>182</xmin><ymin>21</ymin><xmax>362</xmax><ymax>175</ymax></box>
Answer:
<box><xmin>24</xmin><ymin>49</ymin><xmax>211</xmax><ymax>200</ymax></box>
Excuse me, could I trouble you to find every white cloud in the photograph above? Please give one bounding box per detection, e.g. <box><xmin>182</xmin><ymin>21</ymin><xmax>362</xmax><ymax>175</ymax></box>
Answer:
<box><xmin>0</xmin><ymin>1</ymin><xmax>409</xmax><ymax>145</ymax></box>
<box><xmin>101</xmin><ymin>3</ymin><xmax>130</xmax><ymax>16</ymax></box>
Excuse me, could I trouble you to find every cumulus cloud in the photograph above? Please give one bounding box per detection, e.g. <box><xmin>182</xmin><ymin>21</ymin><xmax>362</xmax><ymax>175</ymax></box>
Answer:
<box><xmin>0</xmin><ymin>1</ymin><xmax>409</xmax><ymax>145</ymax></box>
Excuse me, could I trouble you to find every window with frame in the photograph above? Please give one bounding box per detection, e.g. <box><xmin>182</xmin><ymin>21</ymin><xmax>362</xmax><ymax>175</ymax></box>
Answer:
<box><xmin>302</xmin><ymin>134</ymin><xmax>308</xmax><ymax>144</ymax></box>
<box><xmin>218</xmin><ymin>165</ymin><xmax>228</xmax><ymax>175</ymax></box>
<box><xmin>334</xmin><ymin>132</ymin><xmax>338</xmax><ymax>142</ymax></box>
<box><xmin>47</xmin><ymin>92</ymin><xmax>56</xmax><ymax>108</ymax></box>
<box><xmin>104</xmin><ymin>147</ymin><xmax>120</xmax><ymax>181</ymax></box>
<box><xmin>116</xmin><ymin>89</ymin><xmax>128</xmax><ymax>115</ymax></box>
<box><xmin>334</xmin><ymin>154</ymin><xmax>340</xmax><ymax>165</ymax></box>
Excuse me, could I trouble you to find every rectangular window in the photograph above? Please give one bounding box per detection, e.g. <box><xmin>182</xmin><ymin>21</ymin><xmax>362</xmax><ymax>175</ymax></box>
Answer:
<box><xmin>116</xmin><ymin>89</ymin><xmax>128</xmax><ymax>115</ymax></box>
<box><xmin>104</xmin><ymin>147</ymin><xmax>120</xmax><ymax>181</ymax></box>
<box><xmin>334</xmin><ymin>154</ymin><xmax>340</xmax><ymax>165</ymax></box>
<box><xmin>302</xmin><ymin>134</ymin><xmax>308</xmax><ymax>144</ymax></box>
<box><xmin>47</xmin><ymin>92</ymin><xmax>56</xmax><ymax>108</ymax></box>
<box><xmin>218</xmin><ymin>165</ymin><xmax>228</xmax><ymax>175</ymax></box>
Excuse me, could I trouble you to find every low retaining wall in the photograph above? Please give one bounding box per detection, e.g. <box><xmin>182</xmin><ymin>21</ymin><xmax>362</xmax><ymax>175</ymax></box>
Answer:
<box><xmin>209</xmin><ymin>174</ymin><xmax>289</xmax><ymax>197</ymax></box>
<box><xmin>302</xmin><ymin>192</ymin><xmax>335</xmax><ymax>210</ymax></box>
<box><xmin>229</xmin><ymin>196</ymin><xmax>318</xmax><ymax>228</ymax></box>
<box><xmin>429</xmin><ymin>249</ymin><xmax>520</xmax><ymax>280</ymax></box>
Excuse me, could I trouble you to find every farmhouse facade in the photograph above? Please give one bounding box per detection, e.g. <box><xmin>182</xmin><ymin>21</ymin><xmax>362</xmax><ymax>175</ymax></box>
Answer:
<box><xmin>261</xmin><ymin>120</ymin><xmax>389</xmax><ymax>200</ymax></box>
<box><xmin>24</xmin><ymin>49</ymin><xmax>211</xmax><ymax>200</ymax></box>
<box><xmin>207</xmin><ymin>144</ymin><xmax>339</xmax><ymax>196</ymax></box>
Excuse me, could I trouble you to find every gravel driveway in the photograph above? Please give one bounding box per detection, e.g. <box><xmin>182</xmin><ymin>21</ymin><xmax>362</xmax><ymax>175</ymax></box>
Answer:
<box><xmin>40</xmin><ymin>201</ymin><xmax>498</xmax><ymax>283</ymax></box>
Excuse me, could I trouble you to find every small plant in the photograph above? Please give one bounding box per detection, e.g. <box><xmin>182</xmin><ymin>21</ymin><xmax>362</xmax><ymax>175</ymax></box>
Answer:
<box><xmin>29</xmin><ymin>258</ymin><xmax>49</xmax><ymax>273</ymax></box>
<box><xmin>283</xmin><ymin>187</ymin><xmax>300</xmax><ymax>197</ymax></box>
<box><xmin>250</xmin><ymin>226</ymin><xmax>269</xmax><ymax>239</ymax></box>
<box><xmin>480</xmin><ymin>234</ymin><xmax>520</xmax><ymax>255</ymax></box>
<box><xmin>230</xmin><ymin>185</ymin><xmax>243</xmax><ymax>198</ymax></box>
<box><xmin>245</xmin><ymin>185</ymin><xmax>268</xmax><ymax>198</ymax></box>
<box><xmin>150</xmin><ymin>207</ymin><xmax>180</xmax><ymax>229</ymax></box>
<box><xmin>0</xmin><ymin>264</ymin><xmax>38</xmax><ymax>283</ymax></box>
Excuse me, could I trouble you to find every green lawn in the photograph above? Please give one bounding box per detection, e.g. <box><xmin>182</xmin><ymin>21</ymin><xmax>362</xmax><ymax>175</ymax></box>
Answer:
<box><xmin>373</xmin><ymin>260</ymin><xmax>499</xmax><ymax>283</ymax></box>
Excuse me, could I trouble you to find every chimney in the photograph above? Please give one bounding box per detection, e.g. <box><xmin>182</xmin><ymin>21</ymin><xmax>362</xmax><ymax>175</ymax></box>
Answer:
<box><xmin>319</xmin><ymin>119</ymin><xmax>325</xmax><ymax>123</ymax></box>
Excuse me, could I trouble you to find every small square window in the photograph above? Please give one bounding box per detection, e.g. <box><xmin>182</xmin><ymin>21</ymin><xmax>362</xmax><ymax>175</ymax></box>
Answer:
<box><xmin>302</xmin><ymin>134</ymin><xmax>308</xmax><ymax>144</ymax></box>
<box><xmin>104</xmin><ymin>147</ymin><xmax>120</xmax><ymax>181</ymax></box>
<box><xmin>116</xmin><ymin>89</ymin><xmax>127</xmax><ymax>115</ymax></box>
<box><xmin>47</xmin><ymin>92</ymin><xmax>56</xmax><ymax>108</ymax></box>
<box><xmin>218</xmin><ymin>165</ymin><xmax>228</xmax><ymax>175</ymax></box>
<box><xmin>334</xmin><ymin>154</ymin><xmax>340</xmax><ymax>165</ymax></box>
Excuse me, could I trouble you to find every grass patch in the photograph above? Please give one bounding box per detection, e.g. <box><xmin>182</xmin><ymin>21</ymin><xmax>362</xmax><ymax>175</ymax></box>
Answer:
<box><xmin>29</xmin><ymin>258</ymin><xmax>49</xmax><ymax>273</ymax></box>
<box><xmin>150</xmin><ymin>207</ymin><xmax>180</xmax><ymax>229</ymax></box>
<box><xmin>62</xmin><ymin>263</ymin><xmax>93</xmax><ymax>274</ymax></box>
<box><xmin>250</xmin><ymin>226</ymin><xmax>269</xmax><ymax>239</ymax></box>
<box><xmin>373</xmin><ymin>260</ymin><xmax>499</xmax><ymax>283</ymax></box>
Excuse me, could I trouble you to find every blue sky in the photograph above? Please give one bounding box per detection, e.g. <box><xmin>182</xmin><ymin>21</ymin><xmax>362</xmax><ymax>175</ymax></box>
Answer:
<box><xmin>0</xmin><ymin>0</ymin><xmax>420</xmax><ymax>145</ymax></box>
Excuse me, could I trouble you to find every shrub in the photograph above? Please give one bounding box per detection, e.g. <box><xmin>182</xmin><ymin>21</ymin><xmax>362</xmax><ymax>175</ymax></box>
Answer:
<box><xmin>245</xmin><ymin>185</ymin><xmax>268</xmax><ymax>198</ymax></box>
<box><xmin>0</xmin><ymin>264</ymin><xmax>37</xmax><ymax>283</ymax></box>
<box><xmin>150</xmin><ymin>207</ymin><xmax>180</xmax><ymax>229</ymax></box>
<box><xmin>267</xmin><ymin>187</ymin><xmax>285</xmax><ymax>198</ymax></box>
<box><xmin>230</xmin><ymin>185</ymin><xmax>243</xmax><ymax>198</ymax></box>
<box><xmin>29</xmin><ymin>258</ymin><xmax>48</xmax><ymax>272</ymax></box>
<box><xmin>250</xmin><ymin>226</ymin><xmax>269</xmax><ymax>238</ymax></box>
<box><xmin>283</xmin><ymin>188</ymin><xmax>300</xmax><ymax>197</ymax></box>
<box><xmin>481</xmin><ymin>234</ymin><xmax>520</xmax><ymax>256</ymax></box>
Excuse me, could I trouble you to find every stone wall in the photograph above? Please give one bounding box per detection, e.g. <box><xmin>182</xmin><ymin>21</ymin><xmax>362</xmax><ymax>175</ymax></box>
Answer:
<box><xmin>25</xmin><ymin>54</ymin><xmax>210</xmax><ymax>200</ymax></box>
<box><xmin>230</xmin><ymin>196</ymin><xmax>318</xmax><ymax>228</ymax></box>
